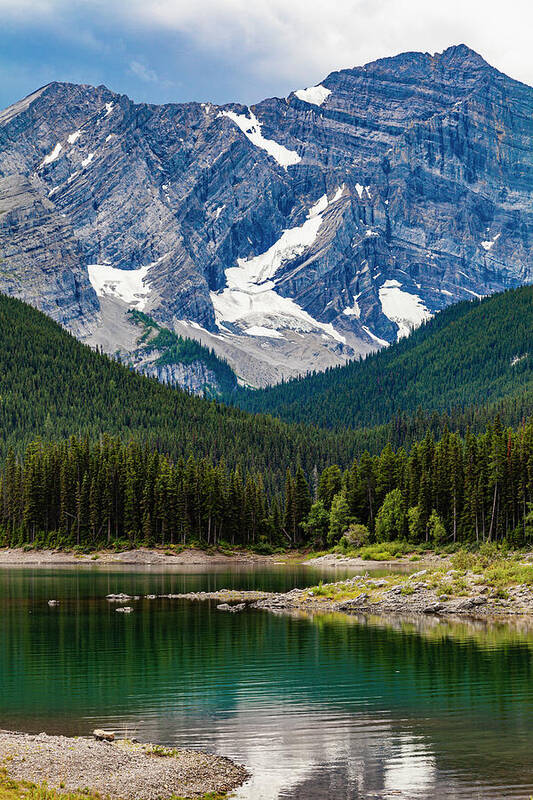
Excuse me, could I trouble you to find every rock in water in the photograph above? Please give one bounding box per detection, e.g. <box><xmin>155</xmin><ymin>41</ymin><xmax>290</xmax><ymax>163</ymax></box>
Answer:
<box><xmin>217</xmin><ymin>603</ymin><xmax>246</xmax><ymax>613</ymax></box>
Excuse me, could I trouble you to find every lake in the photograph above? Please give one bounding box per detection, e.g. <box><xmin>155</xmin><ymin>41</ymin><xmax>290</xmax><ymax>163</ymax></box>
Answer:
<box><xmin>0</xmin><ymin>564</ymin><xmax>532</xmax><ymax>799</ymax></box>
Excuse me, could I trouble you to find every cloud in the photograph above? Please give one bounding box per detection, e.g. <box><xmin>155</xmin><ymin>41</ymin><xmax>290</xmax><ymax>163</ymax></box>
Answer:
<box><xmin>0</xmin><ymin>0</ymin><xmax>532</xmax><ymax>91</ymax></box>
<box><xmin>129</xmin><ymin>60</ymin><xmax>159</xmax><ymax>83</ymax></box>
<box><xmin>109</xmin><ymin>0</ymin><xmax>533</xmax><ymax>87</ymax></box>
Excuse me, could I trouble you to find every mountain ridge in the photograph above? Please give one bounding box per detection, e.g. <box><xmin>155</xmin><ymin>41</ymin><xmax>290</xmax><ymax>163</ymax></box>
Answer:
<box><xmin>0</xmin><ymin>44</ymin><xmax>531</xmax><ymax>389</ymax></box>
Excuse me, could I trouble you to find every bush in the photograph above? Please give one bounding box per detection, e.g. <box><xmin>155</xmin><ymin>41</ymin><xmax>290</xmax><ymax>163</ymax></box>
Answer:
<box><xmin>250</xmin><ymin>540</ymin><xmax>275</xmax><ymax>555</ymax></box>
<box><xmin>451</xmin><ymin>549</ymin><xmax>478</xmax><ymax>571</ymax></box>
<box><xmin>343</xmin><ymin>523</ymin><xmax>370</xmax><ymax>548</ymax></box>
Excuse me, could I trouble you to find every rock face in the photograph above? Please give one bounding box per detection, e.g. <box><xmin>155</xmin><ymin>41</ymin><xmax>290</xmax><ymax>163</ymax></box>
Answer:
<box><xmin>0</xmin><ymin>45</ymin><xmax>532</xmax><ymax>387</ymax></box>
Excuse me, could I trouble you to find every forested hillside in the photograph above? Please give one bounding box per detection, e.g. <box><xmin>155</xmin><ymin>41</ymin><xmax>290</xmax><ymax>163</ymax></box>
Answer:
<box><xmin>0</xmin><ymin>292</ymin><xmax>532</xmax><ymax>550</ymax></box>
<box><xmin>127</xmin><ymin>310</ymin><xmax>238</xmax><ymax>394</ymax></box>
<box><xmin>0</xmin><ymin>292</ymin><xmax>531</xmax><ymax>497</ymax></box>
<box><xmin>0</xmin><ymin>294</ymin><xmax>356</xmax><ymax>492</ymax></box>
<box><xmin>232</xmin><ymin>288</ymin><xmax>533</xmax><ymax>429</ymax></box>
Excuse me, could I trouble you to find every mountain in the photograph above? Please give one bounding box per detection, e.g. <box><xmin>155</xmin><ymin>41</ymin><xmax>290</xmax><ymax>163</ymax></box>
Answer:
<box><xmin>231</xmin><ymin>286</ymin><xmax>533</xmax><ymax>428</ymax></box>
<box><xmin>0</xmin><ymin>45</ymin><xmax>532</xmax><ymax>389</ymax></box>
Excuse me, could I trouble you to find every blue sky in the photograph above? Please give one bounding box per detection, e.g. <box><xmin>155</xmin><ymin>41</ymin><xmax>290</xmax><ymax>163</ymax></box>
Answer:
<box><xmin>1</xmin><ymin>0</ymin><xmax>532</xmax><ymax>111</ymax></box>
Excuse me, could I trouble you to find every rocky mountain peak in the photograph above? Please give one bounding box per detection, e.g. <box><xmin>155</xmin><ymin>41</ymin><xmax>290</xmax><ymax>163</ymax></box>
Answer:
<box><xmin>0</xmin><ymin>45</ymin><xmax>531</xmax><ymax>391</ymax></box>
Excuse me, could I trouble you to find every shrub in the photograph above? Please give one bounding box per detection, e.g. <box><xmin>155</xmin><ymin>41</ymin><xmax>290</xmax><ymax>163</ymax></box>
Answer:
<box><xmin>451</xmin><ymin>549</ymin><xmax>478</xmax><ymax>571</ymax></box>
<box><xmin>343</xmin><ymin>523</ymin><xmax>370</xmax><ymax>548</ymax></box>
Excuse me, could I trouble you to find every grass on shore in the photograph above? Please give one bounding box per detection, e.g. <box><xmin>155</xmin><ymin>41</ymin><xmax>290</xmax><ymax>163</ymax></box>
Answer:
<box><xmin>0</xmin><ymin>770</ymin><xmax>227</xmax><ymax>800</ymax></box>
<box><xmin>307</xmin><ymin>539</ymin><xmax>533</xmax><ymax>564</ymax></box>
<box><xmin>306</xmin><ymin>548</ymin><xmax>533</xmax><ymax>604</ymax></box>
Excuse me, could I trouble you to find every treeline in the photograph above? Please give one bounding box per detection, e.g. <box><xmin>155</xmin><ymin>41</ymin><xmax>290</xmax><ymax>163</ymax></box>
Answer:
<box><xmin>2</xmin><ymin>418</ymin><xmax>532</xmax><ymax>550</ymax></box>
<box><xmin>0</xmin><ymin>436</ymin><xmax>278</xmax><ymax>549</ymax></box>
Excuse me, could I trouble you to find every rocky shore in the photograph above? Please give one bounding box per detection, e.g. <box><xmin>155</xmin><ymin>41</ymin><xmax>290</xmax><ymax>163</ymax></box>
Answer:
<box><xmin>0</xmin><ymin>730</ymin><xmax>248</xmax><ymax>800</ymax></box>
<box><xmin>170</xmin><ymin>567</ymin><xmax>533</xmax><ymax>619</ymax></box>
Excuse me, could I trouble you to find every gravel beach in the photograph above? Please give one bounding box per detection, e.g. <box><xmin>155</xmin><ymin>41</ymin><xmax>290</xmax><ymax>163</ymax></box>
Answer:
<box><xmin>0</xmin><ymin>730</ymin><xmax>248</xmax><ymax>799</ymax></box>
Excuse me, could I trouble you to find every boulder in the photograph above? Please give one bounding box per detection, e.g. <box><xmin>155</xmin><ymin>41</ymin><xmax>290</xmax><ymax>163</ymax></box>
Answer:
<box><xmin>423</xmin><ymin>602</ymin><xmax>445</xmax><ymax>614</ymax></box>
<box><xmin>93</xmin><ymin>729</ymin><xmax>115</xmax><ymax>741</ymax></box>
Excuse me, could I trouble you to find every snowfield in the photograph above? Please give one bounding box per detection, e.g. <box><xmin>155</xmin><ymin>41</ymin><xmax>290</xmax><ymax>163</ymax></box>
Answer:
<box><xmin>379</xmin><ymin>279</ymin><xmax>432</xmax><ymax>340</ymax></box>
<box><xmin>210</xmin><ymin>192</ymin><xmax>346</xmax><ymax>343</ymax></box>
<box><xmin>481</xmin><ymin>233</ymin><xmax>500</xmax><ymax>251</ymax></box>
<box><xmin>41</xmin><ymin>143</ymin><xmax>62</xmax><ymax>167</ymax></box>
<box><xmin>294</xmin><ymin>84</ymin><xmax>332</xmax><ymax>106</ymax></box>
<box><xmin>87</xmin><ymin>256</ymin><xmax>168</xmax><ymax>311</ymax></box>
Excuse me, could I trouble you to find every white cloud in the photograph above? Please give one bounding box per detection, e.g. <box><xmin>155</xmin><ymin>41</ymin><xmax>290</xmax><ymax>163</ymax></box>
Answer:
<box><xmin>0</xmin><ymin>0</ymin><xmax>532</xmax><ymax>90</ymax></box>
<box><xmin>115</xmin><ymin>0</ymin><xmax>533</xmax><ymax>88</ymax></box>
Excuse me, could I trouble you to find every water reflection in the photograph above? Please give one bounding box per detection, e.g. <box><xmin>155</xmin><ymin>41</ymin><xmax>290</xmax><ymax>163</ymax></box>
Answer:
<box><xmin>0</xmin><ymin>567</ymin><xmax>532</xmax><ymax>799</ymax></box>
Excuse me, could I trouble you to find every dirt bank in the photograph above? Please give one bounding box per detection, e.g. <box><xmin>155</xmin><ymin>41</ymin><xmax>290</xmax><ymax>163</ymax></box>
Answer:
<box><xmin>0</xmin><ymin>547</ymin><xmax>275</xmax><ymax>567</ymax></box>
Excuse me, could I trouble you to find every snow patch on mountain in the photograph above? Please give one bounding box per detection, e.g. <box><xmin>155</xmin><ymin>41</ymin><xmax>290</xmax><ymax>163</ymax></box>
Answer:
<box><xmin>355</xmin><ymin>183</ymin><xmax>371</xmax><ymax>200</ymax></box>
<box><xmin>210</xmin><ymin>192</ymin><xmax>346</xmax><ymax>343</ymax></box>
<box><xmin>41</xmin><ymin>143</ymin><xmax>62</xmax><ymax>167</ymax></box>
<box><xmin>481</xmin><ymin>233</ymin><xmax>500</xmax><ymax>251</ymax></box>
<box><xmin>220</xmin><ymin>109</ymin><xmax>301</xmax><ymax>169</ymax></box>
<box><xmin>343</xmin><ymin>297</ymin><xmax>361</xmax><ymax>318</ymax></box>
<box><xmin>362</xmin><ymin>325</ymin><xmax>389</xmax><ymax>346</ymax></box>
<box><xmin>87</xmin><ymin>257</ymin><xmax>166</xmax><ymax>311</ymax></box>
<box><xmin>67</xmin><ymin>131</ymin><xmax>81</xmax><ymax>145</ymax></box>
<box><xmin>295</xmin><ymin>84</ymin><xmax>332</xmax><ymax>106</ymax></box>
<box><xmin>332</xmin><ymin>184</ymin><xmax>346</xmax><ymax>202</ymax></box>
<box><xmin>379</xmin><ymin>279</ymin><xmax>432</xmax><ymax>340</ymax></box>
<box><xmin>245</xmin><ymin>326</ymin><xmax>285</xmax><ymax>339</ymax></box>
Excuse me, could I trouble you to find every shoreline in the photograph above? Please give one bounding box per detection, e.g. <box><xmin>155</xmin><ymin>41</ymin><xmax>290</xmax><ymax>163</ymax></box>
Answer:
<box><xmin>0</xmin><ymin>546</ymin><xmax>440</xmax><ymax>571</ymax></box>
<box><xmin>0</xmin><ymin>546</ymin><xmax>281</xmax><ymax>567</ymax></box>
<box><xmin>0</xmin><ymin>729</ymin><xmax>248</xmax><ymax>800</ymax></box>
<box><xmin>170</xmin><ymin>567</ymin><xmax>533</xmax><ymax>619</ymax></box>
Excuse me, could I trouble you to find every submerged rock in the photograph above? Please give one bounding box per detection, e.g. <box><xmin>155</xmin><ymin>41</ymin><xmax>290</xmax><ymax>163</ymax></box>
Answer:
<box><xmin>423</xmin><ymin>603</ymin><xmax>445</xmax><ymax>615</ymax></box>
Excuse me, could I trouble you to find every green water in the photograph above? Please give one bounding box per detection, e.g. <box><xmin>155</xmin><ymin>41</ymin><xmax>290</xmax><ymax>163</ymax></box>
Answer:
<box><xmin>0</xmin><ymin>565</ymin><xmax>532</xmax><ymax>799</ymax></box>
